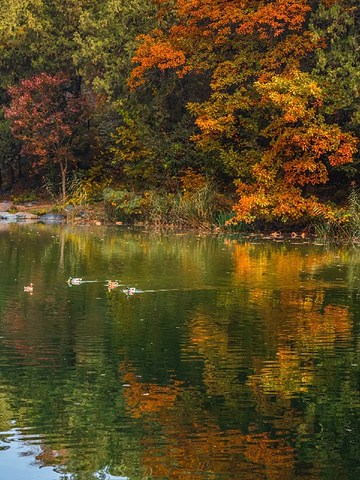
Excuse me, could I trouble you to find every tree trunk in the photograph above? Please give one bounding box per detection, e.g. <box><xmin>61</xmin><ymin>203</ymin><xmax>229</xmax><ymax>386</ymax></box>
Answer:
<box><xmin>59</xmin><ymin>161</ymin><xmax>67</xmax><ymax>204</ymax></box>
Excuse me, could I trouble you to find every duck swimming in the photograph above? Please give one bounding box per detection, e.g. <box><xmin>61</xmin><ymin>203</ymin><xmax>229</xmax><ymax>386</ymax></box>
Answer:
<box><xmin>68</xmin><ymin>277</ymin><xmax>82</xmax><ymax>285</ymax></box>
<box><xmin>24</xmin><ymin>282</ymin><xmax>34</xmax><ymax>293</ymax></box>
<box><xmin>124</xmin><ymin>286</ymin><xmax>136</xmax><ymax>295</ymax></box>
<box><xmin>108</xmin><ymin>281</ymin><xmax>119</xmax><ymax>290</ymax></box>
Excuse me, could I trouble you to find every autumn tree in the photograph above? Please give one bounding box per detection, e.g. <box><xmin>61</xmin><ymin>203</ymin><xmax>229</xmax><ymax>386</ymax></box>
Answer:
<box><xmin>4</xmin><ymin>72</ymin><xmax>91</xmax><ymax>202</ymax></box>
<box><xmin>0</xmin><ymin>0</ymin><xmax>222</xmax><ymax>195</ymax></box>
<box><xmin>73</xmin><ymin>0</ymin><xmax>217</xmax><ymax>188</ymax></box>
<box><xmin>0</xmin><ymin>1</ymin><xmax>87</xmax><ymax>192</ymax></box>
<box><xmin>130</xmin><ymin>0</ymin><xmax>359</xmax><ymax>222</ymax></box>
<box><xmin>308</xmin><ymin>0</ymin><xmax>360</xmax><ymax>184</ymax></box>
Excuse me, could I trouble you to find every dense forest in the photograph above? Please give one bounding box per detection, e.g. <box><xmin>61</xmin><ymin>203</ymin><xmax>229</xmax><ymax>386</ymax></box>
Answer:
<box><xmin>0</xmin><ymin>0</ymin><xmax>359</xmax><ymax>232</ymax></box>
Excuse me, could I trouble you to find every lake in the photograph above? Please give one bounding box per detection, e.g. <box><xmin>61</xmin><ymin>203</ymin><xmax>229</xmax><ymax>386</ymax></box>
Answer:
<box><xmin>0</xmin><ymin>223</ymin><xmax>360</xmax><ymax>479</ymax></box>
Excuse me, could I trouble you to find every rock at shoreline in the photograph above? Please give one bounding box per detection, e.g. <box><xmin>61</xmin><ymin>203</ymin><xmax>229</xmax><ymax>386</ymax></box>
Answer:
<box><xmin>0</xmin><ymin>212</ymin><xmax>39</xmax><ymax>222</ymax></box>
<box><xmin>16</xmin><ymin>212</ymin><xmax>38</xmax><ymax>220</ymax></box>
<box><xmin>0</xmin><ymin>212</ymin><xmax>17</xmax><ymax>221</ymax></box>
<box><xmin>0</xmin><ymin>210</ymin><xmax>65</xmax><ymax>223</ymax></box>
<box><xmin>0</xmin><ymin>202</ymin><xmax>13</xmax><ymax>212</ymax></box>
<box><xmin>38</xmin><ymin>213</ymin><xmax>65</xmax><ymax>223</ymax></box>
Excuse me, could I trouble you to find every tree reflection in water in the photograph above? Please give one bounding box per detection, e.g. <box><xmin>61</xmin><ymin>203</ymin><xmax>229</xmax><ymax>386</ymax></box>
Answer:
<box><xmin>0</xmin><ymin>227</ymin><xmax>359</xmax><ymax>479</ymax></box>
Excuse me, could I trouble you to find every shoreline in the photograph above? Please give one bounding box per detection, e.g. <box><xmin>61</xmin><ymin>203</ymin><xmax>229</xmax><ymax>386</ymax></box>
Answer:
<box><xmin>0</xmin><ymin>200</ymin><xmax>357</xmax><ymax>243</ymax></box>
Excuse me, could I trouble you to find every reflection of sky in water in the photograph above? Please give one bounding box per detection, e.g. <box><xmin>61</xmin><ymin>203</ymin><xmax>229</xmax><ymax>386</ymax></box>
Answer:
<box><xmin>0</xmin><ymin>427</ymin><xmax>128</xmax><ymax>480</ymax></box>
<box><xmin>0</xmin><ymin>428</ymin><xmax>61</xmax><ymax>480</ymax></box>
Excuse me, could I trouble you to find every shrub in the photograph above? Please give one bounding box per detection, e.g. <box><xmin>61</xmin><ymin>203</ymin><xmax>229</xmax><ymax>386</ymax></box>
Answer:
<box><xmin>10</xmin><ymin>191</ymin><xmax>38</xmax><ymax>203</ymax></box>
<box><xmin>103</xmin><ymin>188</ymin><xmax>144</xmax><ymax>222</ymax></box>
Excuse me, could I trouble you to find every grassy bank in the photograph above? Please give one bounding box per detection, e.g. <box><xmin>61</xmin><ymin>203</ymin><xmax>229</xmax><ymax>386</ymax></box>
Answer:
<box><xmin>4</xmin><ymin>185</ymin><xmax>360</xmax><ymax>243</ymax></box>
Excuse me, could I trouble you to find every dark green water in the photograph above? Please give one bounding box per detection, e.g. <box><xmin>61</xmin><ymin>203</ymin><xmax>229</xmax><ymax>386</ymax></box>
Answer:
<box><xmin>1</xmin><ymin>224</ymin><xmax>360</xmax><ymax>479</ymax></box>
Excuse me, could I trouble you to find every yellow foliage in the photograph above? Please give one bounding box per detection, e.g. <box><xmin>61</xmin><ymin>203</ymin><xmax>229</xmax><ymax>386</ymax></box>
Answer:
<box><xmin>180</xmin><ymin>167</ymin><xmax>207</xmax><ymax>194</ymax></box>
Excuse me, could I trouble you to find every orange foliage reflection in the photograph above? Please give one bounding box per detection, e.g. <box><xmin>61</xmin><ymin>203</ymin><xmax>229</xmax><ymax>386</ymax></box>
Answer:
<box><xmin>140</xmin><ymin>243</ymin><xmax>354</xmax><ymax>478</ymax></box>
<box><xmin>35</xmin><ymin>445</ymin><xmax>69</xmax><ymax>467</ymax></box>
<box><xmin>121</xmin><ymin>361</ymin><xmax>296</xmax><ymax>479</ymax></box>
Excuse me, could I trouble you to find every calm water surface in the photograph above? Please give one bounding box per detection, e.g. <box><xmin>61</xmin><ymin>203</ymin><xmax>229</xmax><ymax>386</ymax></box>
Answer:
<box><xmin>0</xmin><ymin>224</ymin><xmax>360</xmax><ymax>479</ymax></box>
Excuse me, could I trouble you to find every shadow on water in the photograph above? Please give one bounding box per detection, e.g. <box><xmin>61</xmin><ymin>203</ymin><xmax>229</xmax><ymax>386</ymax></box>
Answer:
<box><xmin>0</xmin><ymin>224</ymin><xmax>360</xmax><ymax>478</ymax></box>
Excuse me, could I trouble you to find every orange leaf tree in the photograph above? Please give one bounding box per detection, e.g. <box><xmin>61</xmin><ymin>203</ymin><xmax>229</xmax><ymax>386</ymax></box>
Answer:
<box><xmin>130</xmin><ymin>0</ymin><xmax>358</xmax><ymax>222</ymax></box>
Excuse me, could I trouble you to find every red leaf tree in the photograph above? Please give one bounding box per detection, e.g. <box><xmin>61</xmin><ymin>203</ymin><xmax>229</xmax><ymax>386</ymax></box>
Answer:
<box><xmin>5</xmin><ymin>72</ymin><xmax>90</xmax><ymax>203</ymax></box>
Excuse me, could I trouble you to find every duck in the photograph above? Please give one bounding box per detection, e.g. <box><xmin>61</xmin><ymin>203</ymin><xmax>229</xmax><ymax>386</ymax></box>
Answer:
<box><xmin>124</xmin><ymin>286</ymin><xmax>136</xmax><ymax>295</ymax></box>
<box><xmin>24</xmin><ymin>282</ymin><xmax>34</xmax><ymax>293</ymax></box>
<box><xmin>108</xmin><ymin>281</ymin><xmax>119</xmax><ymax>289</ymax></box>
<box><xmin>67</xmin><ymin>277</ymin><xmax>82</xmax><ymax>285</ymax></box>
